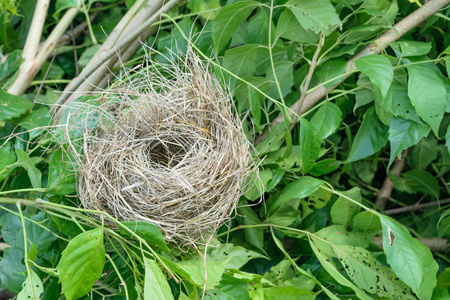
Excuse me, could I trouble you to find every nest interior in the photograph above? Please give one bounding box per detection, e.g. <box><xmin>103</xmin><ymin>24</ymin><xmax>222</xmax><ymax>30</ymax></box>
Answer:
<box><xmin>68</xmin><ymin>51</ymin><xmax>252</xmax><ymax>244</ymax></box>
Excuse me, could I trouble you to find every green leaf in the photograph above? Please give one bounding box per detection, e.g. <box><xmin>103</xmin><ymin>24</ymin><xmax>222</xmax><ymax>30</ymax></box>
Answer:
<box><xmin>223</xmin><ymin>44</ymin><xmax>260</xmax><ymax>91</ymax></box>
<box><xmin>144</xmin><ymin>258</ymin><xmax>174</xmax><ymax>300</ymax></box>
<box><xmin>263</xmin><ymin>286</ymin><xmax>315</xmax><ymax>299</ymax></box>
<box><xmin>309</xmin><ymin>159</ymin><xmax>340</xmax><ymax>176</ymax></box>
<box><xmin>205</xmin><ymin>274</ymin><xmax>251</xmax><ymax>300</ymax></box>
<box><xmin>346</xmin><ymin>107</ymin><xmax>389</xmax><ymax>163</ymax></box>
<box><xmin>316</xmin><ymin>59</ymin><xmax>347</xmax><ymax>89</ymax></box>
<box><xmin>352</xmin><ymin>211</ymin><xmax>381</xmax><ymax>231</ymax></box>
<box><xmin>275</xmin><ymin>9</ymin><xmax>318</xmax><ymax>43</ymax></box>
<box><xmin>382</xmin><ymin>84</ymin><xmax>422</xmax><ymax>124</ymax></box>
<box><xmin>244</xmin><ymin>8</ymin><xmax>270</xmax><ymax>45</ymax></box>
<box><xmin>310</xmin><ymin>237</ymin><xmax>372</xmax><ymax>300</ymax></box>
<box><xmin>330</xmin><ymin>187</ymin><xmax>361</xmax><ymax>226</ymax></box>
<box><xmin>0</xmin><ymin>89</ymin><xmax>33</xmax><ymax>121</ymax></box>
<box><xmin>15</xmin><ymin>149</ymin><xmax>41</xmax><ymax>188</ymax></box>
<box><xmin>244</xmin><ymin>169</ymin><xmax>272</xmax><ymax>201</ymax></box>
<box><xmin>0</xmin><ymin>247</ymin><xmax>27</xmax><ymax>293</ymax></box>
<box><xmin>48</xmin><ymin>149</ymin><xmax>77</xmax><ymax>195</ymax></box>
<box><xmin>212</xmin><ymin>1</ymin><xmax>259</xmax><ymax>53</ymax></box>
<box><xmin>17</xmin><ymin>270</ymin><xmax>44</xmax><ymax>300</ymax></box>
<box><xmin>390</xmin><ymin>41</ymin><xmax>432</xmax><ymax>57</ymax></box>
<box><xmin>379</xmin><ymin>215</ymin><xmax>438</xmax><ymax>300</ymax></box>
<box><xmin>407</xmin><ymin>64</ymin><xmax>446</xmax><ymax>135</ymax></box>
<box><xmin>313</xmin><ymin>225</ymin><xmax>370</xmax><ymax>257</ymax></box>
<box><xmin>335</xmin><ymin>246</ymin><xmax>415</xmax><ymax>299</ymax></box>
<box><xmin>57</xmin><ymin>228</ymin><xmax>106</xmax><ymax>300</ymax></box>
<box><xmin>237</xmin><ymin>204</ymin><xmax>264</xmax><ymax>251</ymax></box>
<box><xmin>266</xmin><ymin>61</ymin><xmax>294</xmax><ymax>99</ymax></box>
<box><xmin>355</xmin><ymin>55</ymin><xmax>393</xmax><ymax>99</ymax></box>
<box><xmin>444</xmin><ymin>56</ymin><xmax>450</xmax><ymax>79</ymax></box>
<box><xmin>310</xmin><ymin>102</ymin><xmax>342</xmax><ymax>140</ymax></box>
<box><xmin>120</xmin><ymin>221</ymin><xmax>169</xmax><ymax>251</ymax></box>
<box><xmin>267</xmin><ymin>176</ymin><xmax>323</xmax><ymax>213</ymax></box>
<box><xmin>299</xmin><ymin>118</ymin><xmax>320</xmax><ymax>175</ymax></box>
<box><xmin>255</xmin><ymin>122</ymin><xmax>287</xmax><ymax>154</ymax></box>
<box><xmin>284</xmin><ymin>0</ymin><xmax>342</xmax><ymax>35</ymax></box>
<box><xmin>0</xmin><ymin>141</ymin><xmax>16</xmax><ymax>172</ymax></box>
<box><xmin>186</xmin><ymin>0</ymin><xmax>221</xmax><ymax>20</ymax></box>
<box><xmin>407</xmin><ymin>136</ymin><xmax>438</xmax><ymax>170</ymax></box>
<box><xmin>177</xmin><ymin>258</ymin><xmax>229</xmax><ymax>290</ymax></box>
<box><xmin>15</xmin><ymin>212</ymin><xmax>57</xmax><ymax>256</ymax></box>
<box><xmin>388</xmin><ymin>117</ymin><xmax>431</xmax><ymax>169</ymax></box>
<box><xmin>208</xmin><ymin>244</ymin><xmax>266</xmax><ymax>270</ymax></box>
<box><xmin>19</xmin><ymin>107</ymin><xmax>51</xmax><ymax>139</ymax></box>
<box><xmin>402</xmin><ymin>170</ymin><xmax>440</xmax><ymax>199</ymax></box>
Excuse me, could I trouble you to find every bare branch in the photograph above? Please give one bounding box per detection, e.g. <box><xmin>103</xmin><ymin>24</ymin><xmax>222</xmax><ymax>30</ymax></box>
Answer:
<box><xmin>255</xmin><ymin>0</ymin><xmax>450</xmax><ymax>145</ymax></box>
<box><xmin>384</xmin><ymin>198</ymin><xmax>450</xmax><ymax>215</ymax></box>
<box><xmin>372</xmin><ymin>237</ymin><xmax>449</xmax><ymax>253</ymax></box>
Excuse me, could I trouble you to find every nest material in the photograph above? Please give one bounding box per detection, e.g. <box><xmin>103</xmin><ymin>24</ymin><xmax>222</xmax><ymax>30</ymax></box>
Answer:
<box><xmin>70</xmin><ymin>50</ymin><xmax>252</xmax><ymax>244</ymax></box>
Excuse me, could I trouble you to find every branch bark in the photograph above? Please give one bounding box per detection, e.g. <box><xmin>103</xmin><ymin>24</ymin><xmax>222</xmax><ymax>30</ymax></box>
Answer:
<box><xmin>7</xmin><ymin>5</ymin><xmax>80</xmax><ymax>96</ymax></box>
<box><xmin>255</xmin><ymin>0</ymin><xmax>450</xmax><ymax>145</ymax></box>
<box><xmin>384</xmin><ymin>198</ymin><xmax>450</xmax><ymax>215</ymax></box>
<box><xmin>51</xmin><ymin>0</ymin><xmax>180</xmax><ymax>119</ymax></box>
<box><xmin>372</xmin><ymin>237</ymin><xmax>449</xmax><ymax>253</ymax></box>
<box><xmin>375</xmin><ymin>150</ymin><xmax>409</xmax><ymax>210</ymax></box>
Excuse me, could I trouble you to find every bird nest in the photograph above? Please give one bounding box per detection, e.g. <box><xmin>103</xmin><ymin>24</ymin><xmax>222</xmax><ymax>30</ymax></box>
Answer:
<box><xmin>59</xmin><ymin>50</ymin><xmax>252</xmax><ymax>245</ymax></box>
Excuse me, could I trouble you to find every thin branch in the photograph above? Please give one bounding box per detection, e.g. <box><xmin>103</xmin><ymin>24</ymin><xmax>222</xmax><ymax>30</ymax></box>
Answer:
<box><xmin>372</xmin><ymin>237</ymin><xmax>449</xmax><ymax>253</ymax></box>
<box><xmin>384</xmin><ymin>198</ymin><xmax>450</xmax><ymax>215</ymax></box>
<box><xmin>7</xmin><ymin>0</ymin><xmax>49</xmax><ymax>96</ymax></box>
<box><xmin>375</xmin><ymin>150</ymin><xmax>409</xmax><ymax>210</ymax></box>
<box><xmin>52</xmin><ymin>0</ymin><xmax>180</xmax><ymax>117</ymax></box>
<box><xmin>7</xmin><ymin>6</ymin><xmax>80</xmax><ymax>96</ymax></box>
<box><xmin>298</xmin><ymin>34</ymin><xmax>324</xmax><ymax>113</ymax></box>
<box><xmin>0</xmin><ymin>242</ymin><xmax>10</xmax><ymax>251</ymax></box>
<box><xmin>255</xmin><ymin>0</ymin><xmax>450</xmax><ymax>145</ymax></box>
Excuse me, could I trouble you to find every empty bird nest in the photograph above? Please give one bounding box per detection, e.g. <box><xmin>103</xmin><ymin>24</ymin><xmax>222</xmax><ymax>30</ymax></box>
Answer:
<box><xmin>56</xmin><ymin>49</ymin><xmax>253</xmax><ymax>245</ymax></box>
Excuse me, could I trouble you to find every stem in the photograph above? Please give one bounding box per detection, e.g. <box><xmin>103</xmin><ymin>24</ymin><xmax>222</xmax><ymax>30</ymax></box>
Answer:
<box><xmin>255</xmin><ymin>0</ymin><xmax>450</xmax><ymax>145</ymax></box>
<box><xmin>384</xmin><ymin>198</ymin><xmax>450</xmax><ymax>215</ymax></box>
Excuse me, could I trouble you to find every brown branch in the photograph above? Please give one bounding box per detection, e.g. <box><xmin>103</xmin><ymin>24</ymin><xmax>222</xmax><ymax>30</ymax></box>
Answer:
<box><xmin>375</xmin><ymin>150</ymin><xmax>409</xmax><ymax>210</ymax></box>
<box><xmin>255</xmin><ymin>0</ymin><xmax>450</xmax><ymax>145</ymax></box>
<box><xmin>372</xmin><ymin>237</ymin><xmax>449</xmax><ymax>253</ymax></box>
<box><xmin>384</xmin><ymin>198</ymin><xmax>450</xmax><ymax>215</ymax></box>
<box><xmin>0</xmin><ymin>242</ymin><xmax>10</xmax><ymax>251</ymax></box>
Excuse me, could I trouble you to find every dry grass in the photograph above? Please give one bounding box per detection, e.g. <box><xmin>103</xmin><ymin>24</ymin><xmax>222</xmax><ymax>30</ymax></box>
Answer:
<box><xmin>56</xmin><ymin>48</ymin><xmax>253</xmax><ymax>246</ymax></box>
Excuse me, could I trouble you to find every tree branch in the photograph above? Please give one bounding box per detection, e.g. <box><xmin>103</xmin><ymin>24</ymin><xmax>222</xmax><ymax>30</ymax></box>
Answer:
<box><xmin>52</xmin><ymin>0</ymin><xmax>180</xmax><ymax>118</ymax></box>
<box><xmin>384</xmin><ymin>198</ymin><xmax>450</xmax><ymax>215</ymax></box>
<box><xmin>372</xmin><ymin>237</ymin><xmax>449</xmax><ymax>253</ymax></box>
<box><xmin>7</xmin><ymin>6</ymin><xmax>80</xmax><ymax>96</ymax></box>
<box><xmin>375</xmin><ymin>150</ymin><xmax>409</xmax><ymax>210</ymax></box>
<box><xmin>255</xmin><ymin>0</ymin><xmax>450</xmax><ymax>145</ymax></box>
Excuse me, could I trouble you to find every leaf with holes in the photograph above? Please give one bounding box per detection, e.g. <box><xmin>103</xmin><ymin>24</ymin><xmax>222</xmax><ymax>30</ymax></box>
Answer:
<box><xmin>335</xmin><ymin>246</ymin><xmax>415</xmax><ymax>299</ymax></box>
<box><xmin>382</xmin><ymin>84</ymin><xmax>422</xmax><ymax>124</ymax></box>
<box><xmin>17</xmin><ymin>270</ymin><xmax>44</xmax><ymax>300</ymax></box>
<box><xmin>178</xmin><ymin>258</ymin><xmax>230</xmax><ymax>290</ymax></box>
<box><xmin>57</xmin><ymin>228</ymin><xmax>105</xmax><ymax>300</ymax></box>
<box><xmin>379</xmin><ymin>215</ymin><xmax>438</xmax><ymax>300</ymax></box>
<box><xmin>208</xmin><ymin>244</ymin><xmax>267</xmax><ymax>270</ymax></box>
<box><xmin>284</xmin><ymin>0</ymin><xmax>342</xmax><ymax>35</ymax></box>
<box><xmin>275</xmin><ymin>9</ymin><xmax>318</xmax><ymax>43</ymax></box>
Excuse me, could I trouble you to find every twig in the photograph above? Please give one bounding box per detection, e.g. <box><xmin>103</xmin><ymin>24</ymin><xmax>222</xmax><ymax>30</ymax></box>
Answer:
<box><xmin>0</xmin><ymin>242</ymin><xmax>10</xmax><ymax>251</ymax></box>
<box><xmin>375</xmin><ymin>150</ymin><xmax>409</xmax><ymax>210</ymax></box>
<box><xmin>384</xmin><ymin>198</ymin><xmax>450</xmax><ymax>215</ymax></box>
<box><xmin>255</xmin><ymin>0</ymin><xmax>450</xmax><ymax>145</ymax></box>
<box><xmin>52</xmin><ymin>0</ymin><xmax>180</xmax><ymax>117</ymax></box>
<box><xmin>7</xmin><ymin>0</ymin><xmax>49</xmax><ymax>95</ymax></box>
<box><xmin>372</xmin><ymin>237</ymin><xmax>449</xmax><ymax>253</ymax></box>
<box><xmin>8</xmin><ymin>5</ymin><xmax>80</xmax><ymax>96</ymax></box>
<box><xmin>298</xmin><ymin>34</ymin><xmax>324</xmax><ymax>113</ymax></box>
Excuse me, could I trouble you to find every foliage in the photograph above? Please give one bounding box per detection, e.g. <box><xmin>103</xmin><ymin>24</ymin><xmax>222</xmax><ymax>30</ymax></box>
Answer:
<box><xmin>0</xmin><ymin>0</ymin><xmax>449</xmax><ymax>299</ymax></box>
